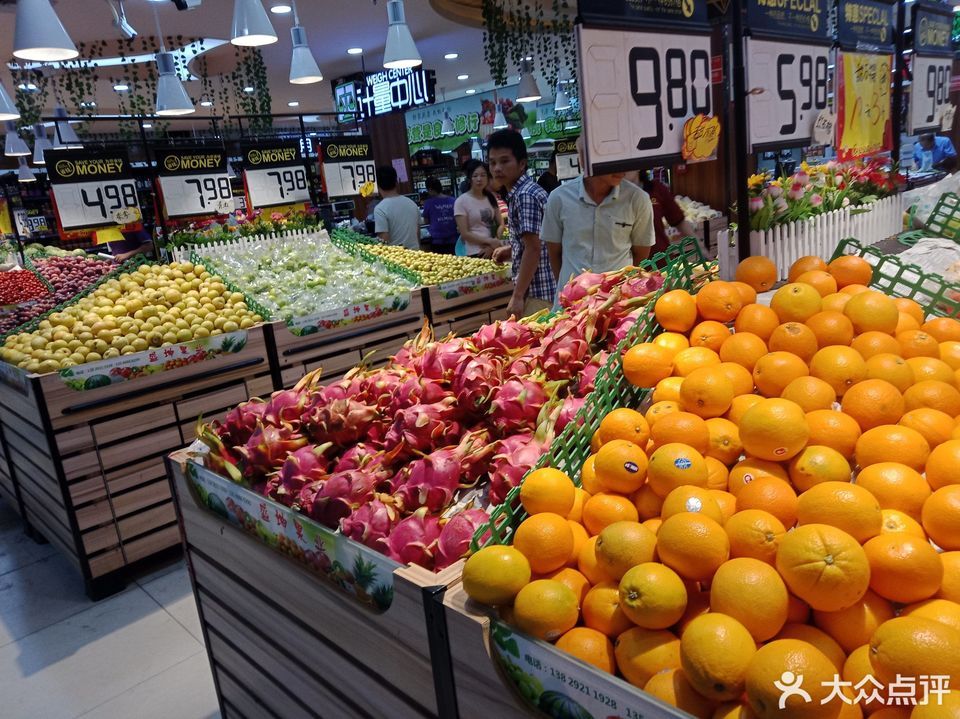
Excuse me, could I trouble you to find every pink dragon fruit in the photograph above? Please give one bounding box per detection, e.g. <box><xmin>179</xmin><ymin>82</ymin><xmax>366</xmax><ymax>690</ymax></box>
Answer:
<box><xmin>384</xmin><ymin>397</ymin><xmax>463</xmax><ymax>454</ymax></box>
<box><xmin>557</xmin><ymin>271</ymin><xmax>606</xmax><ymax>308</ymax></box>
<box><xmin>389</xmin><ymin>375</ymin><xmax>450</xmax><ymax>415</ymax></box>
<box><xmin>452</xmin><ymin>352</ymin><xmax>503</xmax><ymax>414</ymax></box>
<box><xmin>318</xmin><ymin>367</ymin><xmax>371</xmax><ymax>404</ymax></box>
<box><xmin>608</xmin><ymin>308</ymin><xmax>646</xmax><ymax>350</ymax></box>
<box><xmin>213</xmin><ymin>398</ymin><xmax>267</xmax><ymax>449</ymax></box>
<box><xmin>301</xmin><ymin>397</ymin><xmax>382</xmax><ymax>446</ymax></box>
<box><xmin>487</xmin><ymin>433</ymin><xmax>548</xmax><ymax>506</ymax></box>
<box><xmin>197</xmin><ymin>425</ymin><xmax>243</xmax><ymax>483</ymax></box>
<box><xmin>236</xmin><ymin>423</ymin><xmax>308</xmax><ymax>482</ymax></box>
<box><xmin>488</xmin><ymin>374</ymin><xmax>559</xmax><ymax>435</ymax></box>
<box><xmin>538</xmin><ymin>319</ymin><xmax>594</xmax><ymax>381</ymax></box>
<box><xmin>555</xmin><ymin>396</ymin><xmax>586</xmax><ymax>433</ymax></box>
<box><xmin>419</xmin><ymin>336</ymin><xmax>471</xmax><ymax>382</ymax></box>
<box><xmin>387</xmin><ymin>507</ymin><xmax>442</xmax><ymax>567</ymax></box>
<box><xmin>339</xmin><ymin>499</ymin><xmax>398</xmax><ymax>553</ymax></box>
<box><xmin>300</xmin><ymin>470</ymin><xmax>380</xmax><ymax>528</ymax></box>
<box><xmin>364</xmin><ymin>367</ymin><xmax>413</xmax><ymax>410</ymax></box>
<box><xmin>435</xmin><ymin>509</ymin><xmax>490</xmax><ymax>570</ymax></box>
<box><xmin>621</xmin><ymin>271</ymin><xmax>664</xmax><ymax>299</ymax></box>
<box><xmin>504</xmin><ymin>348</ymin><xmax>542</xmax><ymax>379</ymax></box>
<box><xmin>270</xmin><ymin>443</ymin><xmax>331</xmax><ymax>506</ymax></box>
<box><xmin>576</xmin><ymin>351</ymin><xmax>609</xmax><ymax>397</ymax></box>
<box><xmin>389</xmin><ymin>320</ymin><xmax>434</xmax><ymax>372</ymax></box>
<box><xmin>471</xmin><ymin>319</ymin><xmax>538</xmax><ymax>354</ymax></box>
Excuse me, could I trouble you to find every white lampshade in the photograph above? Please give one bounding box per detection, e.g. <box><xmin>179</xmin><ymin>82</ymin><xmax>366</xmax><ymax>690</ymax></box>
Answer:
<box><xmin>383</xmin><ymin>0</ymin><xmax>421</xmax><ymax>69</ymax></box>
<box><xmin>440</xmin><ymin>112</ymin><xmax>455</xmax><ymax>136</ymax></box>
<box><xmin>290</xmin><ymin>26</ymin><xmax>322</xmax><ymax>84</ymax></box>
<box><xmin>155</xmin><ymin>51</ymin><xmax>195</xmax><ymax>116</ymax></box>
<box><xmin>520</xmin><ymin>127</ymin><xmax>531</xmax><ymax>139</ymax></box>
<box><xmin>4</xmin><ymin>122</ymin><xmax>30</xmax><ymax>157</ymax></box>
<box><xmin>558</xmin><ymin>67</ymin><xmax>573</xmax><ymax>84</ymax></box>
<box><xmin>13</xmin><ymin>0</ymin><xmax>78</xmax><ymax>62</ymax></box>
<box><xmin>52</xmin><ymin>107</ymin><xmax>82</xmax><ymax>148</ymax></box>
<box><xmin>18</xmin><ymin>157</ymin><xmax>37</xmax><ymax>183</ymax></box>
<box><xmin>32</xmin><ymin>124</ymin><xmax>51</xmax><ymax>165</ymax></box>
<box><xmin>231</xmin><ymin>0</ymin><xmax>278</xmax><ymax>47</ymax></box>
<box><xmin>516</xmin><ymin>60</ymin><xmax>541</xmax><ymax>103</ymax></box>
<box><xmin>493</xmin><ymin>107</ymin><xmax>508</xmax><ymax>129</ymax></box>
<box><xmin>0</xmin><ymin>81</ymin><xmax>20</xmax><ymax>122</ymax></box>
<box><xmin>554</xmin><ymin>87</ymin><xmax>571</xmax><ymax>111</ymax></box>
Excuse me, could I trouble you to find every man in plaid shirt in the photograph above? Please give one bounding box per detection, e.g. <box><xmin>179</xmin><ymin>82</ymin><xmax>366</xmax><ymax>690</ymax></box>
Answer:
<box><xmin>489</xmin><ymin>129</ymin><xmax>556</xmax><ymax>317</ymax></box>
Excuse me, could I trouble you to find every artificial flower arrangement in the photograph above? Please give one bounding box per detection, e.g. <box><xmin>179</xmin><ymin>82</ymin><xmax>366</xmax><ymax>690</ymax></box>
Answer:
<box><xmin>747</xmin><ymin>158</ymin><xmax>902</xmax><ymax>231</ymax></box>
<box><xmin>165</xmin><ymin>208</ymin><xmax>323</xmax><ymax>249</ymax></box>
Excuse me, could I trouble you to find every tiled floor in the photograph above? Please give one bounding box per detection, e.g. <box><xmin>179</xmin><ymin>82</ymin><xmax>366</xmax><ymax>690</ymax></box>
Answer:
<box><xmin>0</xmin><ymin>500</ymin><xmax>220</xmax><ymax>719</ymax></box>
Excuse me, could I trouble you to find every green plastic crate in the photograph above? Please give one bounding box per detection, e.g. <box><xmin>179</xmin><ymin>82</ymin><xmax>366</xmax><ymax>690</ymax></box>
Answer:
<box><xmin>831</xmin><ymin>238</ymin><xmax>960</xmax><ymax>318</ymax></box>
<box><xmin>474</xmin><ymin>237</ymin><xmax>713</xmax><ymax>549</ymax></box>
<box><xmin>922</xmin><ymin>192</ymin><xmax>960</xmax><ymax>241</ymax></box>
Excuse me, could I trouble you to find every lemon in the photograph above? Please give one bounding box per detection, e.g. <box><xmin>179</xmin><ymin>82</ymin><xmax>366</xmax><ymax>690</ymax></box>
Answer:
<box><xmin>462</xmin><ymin>546</ymin><xmax>531</xmax><ymax>605</ymax></box>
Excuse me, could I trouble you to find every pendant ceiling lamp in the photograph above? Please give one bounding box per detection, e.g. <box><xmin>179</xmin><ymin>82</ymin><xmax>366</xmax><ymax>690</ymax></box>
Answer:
<box><xmin>0</xmin><ymin>80</ymin><xmax>21</xmax><ymax>122</ymax></box>
<box><xmin>231</xmin><ymin>0</ymin><xmax>278</xmax><ymax>47</ymax></box>
<box><xmin>493</xmin><ymin>105</ymin><xmax>508</xmax><ymax>129</ymax></box>
<box><xmin>439</xmin><ymin>88</ymin><xmax>454</xmax><ymax>136</ymax></box>
<box><xmin>18</xmin><ymin>157</ymin><xmax>37</xmax><ymax>183</ymax></box>
<box><xmin>289</xmin><ymin>2</ymin><xmax>322</xmax><ymax>84</ymax></box>
<box><xmin>13</xmin><ymin>0</ymin><xmax>78</xmax><ymax>62</ymax></box>
<box><xmin>516</xmin><ymin>60</ymin><xmax>542</xmax><ymax>103</ymax></box>
<box><xmin>155</xmin><ymin>51</ymin><xmax>195</xmax><ymax>115</ymax></box>
<box><xmin>554</xmin><ymin>86</ymin><xmax>571</xmax><ymax>112</ymax></box>
<box><xmin>4</xmin><ymin>121</ymin><xmax>30</xmax><ymax>157</ymax></box>
<box><xmin>520</xmin><ymin>127</ymin><xmax>531</xmax><ymax>139</ymax></box>
<box><xmin>32</xmin><ymin>123</ymin><xmax>51</xmax><ymax>165</ymax></box>
<box><xmin>52</xmin><ymin>106</ymin><xmax>82</xmax><ymax>148</ymax></box>
<box><xmin>383</xmin><ymin>0</ymin><xmax>421</xmax><ymax>69</ymax></box>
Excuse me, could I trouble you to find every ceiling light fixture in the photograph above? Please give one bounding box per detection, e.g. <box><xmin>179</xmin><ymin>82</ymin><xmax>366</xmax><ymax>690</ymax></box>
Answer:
<box><xmin>289</xmin><ymin>1</ymin><xmax>323</xmax><ymax>84</ymax></box>
<box><xmin>243</xmin><ymin>86</ymin><xmax>255</xmax><ymax>93</ymax></box>
<box><xmin>554</xmin><ymin>86</ymin><xmax>571</xmax><ymax>111</ymax></box>
<box><xmin>493</xmin><ymin>95</ymin><xmax>508</xmax><ymax>129</ymax></box>
<box><xmin>558</xmin><ymin>67</ymin><xmax>573</xmax><ymax>84</ymax></box>
<box><xmin>18</xmin><ymin>157</ymin><xmax>37</xmax><ymax>183</ymax></box>
<box><xmin>199</xmin><ymin>95</ymin><xmax>213</xmax><ymax>107</ymax></box>
<box><xmin>270</xmin><ymin>3</ymin><xmax>292</xmax><ymax>13</ymax></box>
<box><xmin>155</xmin><ymin>50</ymin><xmax>195</xmax><ymax>115</ymax></box>
<box><xmin>52</xmin><ymin>107</ymin><xmax>82</xmax><ymax>148</ymax></box>
<box><xmin>231</xmin><ymin>0</ymin><xmax>278</xmax><ymax>47</ymax></box>
<box><xmin>142</xmin><ymin>122</ymin><xmax>153</xmax><ymax>129</ymax></box>
<box><xmin>347</xmin><ymin>47</ymin><xmax>363</xmax><ymax>55</ymax></box>
<box><xmin>516</xmin><ymin>59</ymin><xmax>542</xmax><ymax>103</ymax></box>
<box><xmin>32</xmin><ymin>124</ymin><xmax>51</xmax><ymax>165</ymax></box>
<box><xmin>4</xmin><ymin>121</ymin><xmax>30</xmax><ymax>157</ymax></box>
<box><xmin>520</xmin><ymin>127</ymin><xmax>531</xmax><ymax>139</ymax></box>
<box><xmin>383</xmin><ymin>0</ymin><xmax>421</xmax><ymax>69</ymax></box>
<box><xmin>114</xmin><ymin>83</ymin><xmax>130</xmax><ymax>92</ymax></box>
<box><xmin>13</xmin><ymin>0</ymin><xmax>78</xmax><ymax>62</ymax></box>
<box><xmin>457</xmin><ymin>74</ymin><xmax>469</xmax><ymax>80</ymax></box>
<box><xmin>444</xmin><ymin>53</ymin><xmax>458</xmax><ymax>59</ymax></box>
<box><xmin>107</xmin><ymin>0</ymin><xmax>138</xmax><ymax>40</ymax></box>
<box><xmin>288</xmin><ymin>100</ymin><xmax>300</xmax><ymax>107</ymax></box>
<box><xmin>0</xmin><ymin>81</ymin><xmax>20</xmax><ymax>122</ymax></box>
<box><xmin>439</xmin><ymin>88</ymin><xmax>454</xmax><ymax>135</ymax></box>
<box><xmin>465</xmin><ymin>89</ymin><xmax>476</xmax><ymax>95</ymax></box>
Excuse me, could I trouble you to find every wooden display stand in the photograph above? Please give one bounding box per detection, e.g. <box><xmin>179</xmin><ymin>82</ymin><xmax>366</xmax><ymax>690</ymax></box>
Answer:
<box><xmin>166</xmin><ymin>451</ymin><xmax>459</xmax><ymax>719</ymax></box>
<box><xmin>270</xmin><ymin>293</ymin><xmax>427</xmax><ymax>389</ymax></box>
<box><xmin>422</xmin><ymin>273</ymin><xmax>514</xmax><ymax>338</ymax></box>
<box><xmin>0</xmin><ymin>326</ymin><xmax>273</xmax><ymax>599</ymax></box>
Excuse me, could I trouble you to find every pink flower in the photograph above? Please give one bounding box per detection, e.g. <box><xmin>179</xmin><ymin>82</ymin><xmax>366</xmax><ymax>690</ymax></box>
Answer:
<box><xmin>773</xmin><ymin>197</ymin><xmax>788</xmax><ymax>214</ymax></box>
<box><xmin>766</xmin><ymin>184</ymin><xmax>783</xmax><ymax>199</ymax></box>
<box><xmin>787</xmin><ymin>182</ymin><xmax>805</xmax><ymax>200</ymax></box>
<box><xmin>794</xmin><ymin>171</ymin><xmax>810</xmax><ymax>186</ymax></box>
<box><xmin>749</xmin><ymin>196</ymin><xmax>764</xmax><ymax>213</ymax></box>
<box><xmin>810</xmin><ymin>194</ymin><xmax>823</xmax><ymax>207</ymax></box>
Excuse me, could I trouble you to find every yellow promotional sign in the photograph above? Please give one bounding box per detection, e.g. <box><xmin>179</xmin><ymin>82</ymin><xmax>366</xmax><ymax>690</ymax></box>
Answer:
<box><xmin>0</xmin><ymin>198</ymin><xmax>11</xmax><ymax>236</ymax></box>
<box><xmin>837</xmin><ymin>52</ymin><xmax>893</xmax><ymax>161</ymax></box>
<box><xmin>681</xmin><ymin>114</ymin><xmax>721</xmax><ymax>163</ymax></box>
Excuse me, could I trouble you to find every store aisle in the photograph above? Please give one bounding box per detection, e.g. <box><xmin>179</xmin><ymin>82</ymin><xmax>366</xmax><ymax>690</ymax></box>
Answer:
<box><xmin>0</xmin><ymin>501</ymin><xmax>219</xmax><ymax>719</ymax></box>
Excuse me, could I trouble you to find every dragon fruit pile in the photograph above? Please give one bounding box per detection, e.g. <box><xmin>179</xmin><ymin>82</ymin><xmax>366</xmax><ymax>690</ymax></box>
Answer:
<box><xmin>197</xmin><ymin>267</ymin><xmax>664</xmax><ymax>570</ymax></box>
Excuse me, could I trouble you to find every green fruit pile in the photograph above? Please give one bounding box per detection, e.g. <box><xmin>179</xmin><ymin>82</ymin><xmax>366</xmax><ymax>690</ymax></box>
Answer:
<box><xmin>0</xmin><ymin>262</ymin><xmax>262</xmax><ymax>374</ymax></box>
<box><xmin>363</xmin><ymin>245</ymin><xmax>507</xmax><ymax>286</ymax></box>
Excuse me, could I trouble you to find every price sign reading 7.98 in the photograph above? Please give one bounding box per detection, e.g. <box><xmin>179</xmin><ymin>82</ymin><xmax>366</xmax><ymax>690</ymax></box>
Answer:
<box><xmin>747</xmin><ymin>39</ymin><xmax>832</xmax><ymax>149</ymax></box>
<box><xmin>577</xmin><ymin>26</ymin><xmax>713</xmax><ymax>174</ymax></box>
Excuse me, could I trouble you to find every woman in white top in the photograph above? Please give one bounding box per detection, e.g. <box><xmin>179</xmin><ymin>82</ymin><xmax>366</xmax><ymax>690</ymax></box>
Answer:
<box><xmin>454</xmin><ymin>159</ymin><xmax>506</xmax><ymax>258</ymax></box>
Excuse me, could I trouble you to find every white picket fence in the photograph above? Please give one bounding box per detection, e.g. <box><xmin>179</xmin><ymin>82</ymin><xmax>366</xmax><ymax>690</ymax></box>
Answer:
<box><xmin>717</xmin><ymin>195</ymin><xmax>905</xmax><ymax>280</ymax></box>
<box><xmin>169</xmin><ymin>228</ymin><xmax>330</xmax><ymax>264</ymax></box>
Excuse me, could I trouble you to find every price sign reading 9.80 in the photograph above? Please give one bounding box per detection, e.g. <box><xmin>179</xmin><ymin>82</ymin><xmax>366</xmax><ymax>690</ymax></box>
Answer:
<box><xmin>578</xmin><ymin>27</ymin><xmax>712</xmax><ymax>172</ymax></box>
<box><xmin>245</xmin><ymin>165</ymin><xmax>311</xmax><ymax>209</ymax></box>
<box><xmin>747</xmin><ymin>39</ymin><xmax>832</xmax><ymax>149</ymax></box>
<box><xmin>52</xmin><ymin>179</ymin><xmax>141</xmax><ymax>231</ymax></box>
<box><xmin>909</xmin><ymin>56</ymin><xmax>952</xmax><ymax>133</ymax></box>
<box><xmin>158</xmin><ymin>173</ymin><xmax>233</xmax><ymax>218</ymax></box>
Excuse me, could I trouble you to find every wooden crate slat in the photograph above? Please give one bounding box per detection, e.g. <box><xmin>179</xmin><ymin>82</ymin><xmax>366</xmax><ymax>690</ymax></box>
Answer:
<box><xmin>245</xmin><ymin>373</ymin><xmax>275</xmax><ymax>399</ymax></box>
<box><xmin>180</xmin><ymin>410</ymin><xmax>228</xmax><ymax>444</ymax></box>
<box><xmin>93</xmin><ymin>405</ymin><xmax>178</xmax><ymax>447</ymax></box>
<box><xmin>120</xmin><ymin>523</ymin><xmax>180</xmax><ymax>562</ymax></box>
<box><xmin>175</xmin><ymin>385</ymin><xmax>248</xmax><ymax>425</ymax></box>
<box><xmin>213</xmin><ymin>659</ymin><xmax>292</xmax><ymax>719</ymax></box>
<box><xmin>97</xmin><ymin>426</ymin><xmax>183</xmax><ymax>472</ymax></box>
<box><xmin>75</xmin><ymin>499</ymin><xmax>115</xmax><ymax>532</ymax></box>
<box><xmin>280</xmin><ymin>365</ymin><xmax>306</xmax><ymax>388</ymax></box>
<box><xmin>68</xmin><ymin>476</ymin><xmax>108</xmax><ymax>507</ymax></box>
<box><xmin>0</xmin><ymin>382</ymin><xmax>44</xmax><ymax>428</ymax></box>
<box><xmin>87</xmin><ymin>547</ymin><xmax>125</xmax><ymax>578</ymax></box>
<box><xmin>201</xmin><ymin>593</ymin><xmax>404</xmax><ymax>719</ymax></box>
<box><xmin>103</xmin><ymin>456</ymin><xmax>167</xmax><ymax>496</ymax></box>
<box><xmin>81</xmin><ymin>523</ymin><xmax>122</xmax><ymax>555</ymax></box>
<box><xmin>55</xmin><ymin>425</ymin><xmax>96</xmax><ymax>456</ymax></box>
<box><xmin>17</xmin><ymin>482</ymin><xmax>75</xmax><ymax>550</ymax></box>
<box><xmin>301</xmin><ymin>349</ymin><xmax>364</xmax><ymax>379</ymax></box>
<box><xmin>5</xmin><ymin>428</ymin><xmax>60</xmax><ymax>480</ymax></box>
<box><xmin>110</xmin><ymin>479</ymin><xmax>173</xmax><ymax>519</ymax></box>
<box><xmin>0</xmin><ymin>482</ymin><xmax>19</xmax><ymax>515</ymax></box>
<box><xmin>117</xmin><ymin>502</ymin><xmax>177</xmax><ymax>541</ymax></box>
<box><xmin>9</xmin><ymin>449</ymin><xmax>63</xmax><ymax>509</ymax></box>
<box><xmin>24</xmin><ymin>508</ymin><xmax>80</xmax><ymax>566</ymax></box>
<box><xmin>61</xmin><ymin>450</ymin><xmax>102</xmax><ymax>482</ymax></box>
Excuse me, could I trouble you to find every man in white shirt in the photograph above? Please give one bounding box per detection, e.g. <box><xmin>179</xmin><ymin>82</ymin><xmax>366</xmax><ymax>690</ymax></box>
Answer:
<box><xmin>542</xmin><ymin>158</ymin><xmax>655</xmax><ymax>299</ymax></box>
<box><xmin>374</xmin><ymin>165</ymin><xmax>421</xmax><ymax>250</ymax></box>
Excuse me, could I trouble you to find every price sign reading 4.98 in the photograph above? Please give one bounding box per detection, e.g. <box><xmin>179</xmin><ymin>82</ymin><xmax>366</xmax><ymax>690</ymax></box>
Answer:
<box><xmin>241</xmin><ymin>142</ymin><xmax>312</xmax><ymax>211</ymax></box>
<box><xmin>577</xmin><ymin>26</ymin><xmax>712</xmax><ymax>173</ymax></box>
<box><xmin>47</xmin><ymin>149</ymin><xmax>142</xmax><ymax>233</ymax></box>
<box><xmin>747</xmin><ymin>39</ymin><xmax>831</xmax><ymax>149</ymax></box>
<box><xmin>910</xmin><ymin>56</ymin><xmax>952</xmax><ymax>134</ymax></box>
<box><xmin>157</xmin><ymin>148</ymin><xmax>234</xmax><ymax>218</ymax></box>
<box><xmin>319</xmin><ymin>136</ymin><xmax>377</xmax><ymax>198</ymax></box>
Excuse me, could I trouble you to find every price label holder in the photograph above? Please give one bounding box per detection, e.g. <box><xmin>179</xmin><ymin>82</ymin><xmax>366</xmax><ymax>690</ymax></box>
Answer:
<box><xmin>46</xmin><ymin>148</ymin><xmax>142</xmax><ymax>237</ymax></box>
<box><xmin>157</xmin><ymin>147</ymin><xmax>234</xmax><ymax>219</ymax></box>
<box><xmin>241</xmin><ymin>141</ymin><xmax>312</xmax><ymax>211</ymax></box>
<box><xmin>813</xmin><ymin>109</ymin><xmax>837</xmax><ymax>146</ymax></box>
<box><xmin>318</xmin><ymin>136</ymin><xmax>377</xmax><ymax>198</ymax></box>
<box><xmin>554</xmin><ymin>137</ymin><xmax>580</xmax><ymax>181</ymax></box>
<box><xmin>907</xmin><ymin>2</ymin><xmax>954</xmax><ymax>135</ymax></box>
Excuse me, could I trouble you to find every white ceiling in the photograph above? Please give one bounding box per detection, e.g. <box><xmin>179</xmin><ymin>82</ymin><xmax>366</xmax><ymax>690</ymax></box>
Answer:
<box><xmin>0</xmin><ymin>0</ymin><xmax>499</xmax><ymax>118</ymax></box>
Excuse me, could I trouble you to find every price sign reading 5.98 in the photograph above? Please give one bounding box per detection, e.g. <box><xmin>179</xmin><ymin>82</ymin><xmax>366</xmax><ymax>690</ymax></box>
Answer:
<box><xmin>747</xmin><ymin>39</ymin><xmax>832</xmax><ymax>149</ymax></box>
<box><xmin>245</xmin><ymin>165</ymin><xmax>311</xmax><ymax>210</ymax></box>
<box><xmin>159</xmin><ymin>173</ymin><xmax>234</xmax><ymax>218</ymax></box>
<box><xmin>577</xmin><ymin>26</ymin><xmax>712</xmax><ymax>173</ymax></box>
<box><xmin>909</xmin><ymin>56</ymin><xmax>952</xmax><ymax>134</ymax></box>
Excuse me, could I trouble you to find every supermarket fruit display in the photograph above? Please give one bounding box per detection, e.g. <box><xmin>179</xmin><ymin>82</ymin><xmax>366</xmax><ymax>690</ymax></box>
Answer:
<box><xmin>0</xmin><ymin>261</ymin><xmax>263</xmax><ymax>373</ymax></box>
<box><xmin>0</xmin><ymin>255</ymin><xmax>115</xmax><ymax>335</ymax></box>
<box><xmin>195</xmin><ymin>265</ymin><xmax>667</xmax><ymax>571</ymax></box>
<box><xmin>464</xmin><ymin>253</ymin><xmax>960</xmax><ymax>719</ymax></box>
<box><xmin>0</xmin><ymin>268</ymin><xmax>49</xmax><ymax>306</ymax></box>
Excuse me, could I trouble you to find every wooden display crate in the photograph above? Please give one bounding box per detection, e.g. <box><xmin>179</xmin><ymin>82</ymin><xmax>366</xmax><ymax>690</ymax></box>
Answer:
<box><xmin>0</xmin><ymin>325</ymin><xmax>273</xmax><ymax>599</ymax></box>
<box><xmin>166</xmin><ymin>450</ymin><xmax>460</xmax><ymax>719</ymax></box>
<box><xmin>270</xmin><ymin>291</ymin><xmax>427</xmax><ymax>388</ymax></box>
<box><xmin>423</xmin><ymin>271</ymin><xmax>514</xmax><ymax>338</ymax></box>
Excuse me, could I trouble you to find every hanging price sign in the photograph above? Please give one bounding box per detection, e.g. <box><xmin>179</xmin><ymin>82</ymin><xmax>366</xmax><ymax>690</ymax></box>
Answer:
<box><xmin>554</xmin><ymin>138</ymin><xmax>581</xmax><ymax>181</ymax></box>
<box><xmin>746</xmin><ymin>40</ymin><xmax>831</xmax><ymax>150</ymax></box>
<box><xmin>907</xmin><ymin>3</ymin><xmax>954</xmax><ymax>134</ymax></box>
<box><xmin>837</xmin><ymin>0</ymin><xmax>896</xmax><ymax>52</ymax></box>
<box><xmin>47</xmin><ymin>148</ymin><xmax>142</xmax><ymax>235</ymax></box>
<box><xmin>836</xmin><ymin>51</ymin><xmax>893</xmax><ymax>161</ymax></box>
<box><xmin>241</xmin><ymin>142</ymin><xmax>311</xmax><ymax>211</ymax></box>
<box><xmin>157</xmin><ymin>147</ymin><xmax>234</xmax><ymax>218</ymax></box>
<box><xmin>318</xmin><ymin>136</ymin><xmax>377</xmax><ymax>198</ymax></box>
<box><xmin>577</xmin><ymin>25</ymin><xmax>713</xmax><ymax>174</ymax></box>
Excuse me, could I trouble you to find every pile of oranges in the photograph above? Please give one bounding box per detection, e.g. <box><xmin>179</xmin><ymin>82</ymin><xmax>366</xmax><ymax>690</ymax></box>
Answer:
<box><xmin>462</xmin><ymin>253</ymin><xmax>960</xmax><ymax>719</ymax></box>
